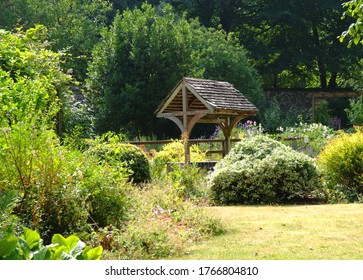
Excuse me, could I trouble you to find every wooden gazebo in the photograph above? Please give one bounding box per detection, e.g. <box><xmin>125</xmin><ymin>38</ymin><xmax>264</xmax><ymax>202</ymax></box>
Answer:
<box><xmin>155</xmin><ymin>77</ymin><xmax>258</xmax><ymax>162</ymax></box>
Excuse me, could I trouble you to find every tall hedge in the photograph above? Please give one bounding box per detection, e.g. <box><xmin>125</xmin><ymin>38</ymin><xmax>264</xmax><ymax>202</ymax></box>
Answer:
<box><xmin>208</xmin><ymin>135</ymin><xmax>321</xmax><ymax>204</ymax></box>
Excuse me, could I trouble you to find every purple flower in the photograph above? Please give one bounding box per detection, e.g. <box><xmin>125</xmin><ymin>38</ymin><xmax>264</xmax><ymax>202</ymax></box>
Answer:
<box><xmin>330</xmin><ymin>116</ymin><xmax>341</xmax><ymax>130</ymax></box>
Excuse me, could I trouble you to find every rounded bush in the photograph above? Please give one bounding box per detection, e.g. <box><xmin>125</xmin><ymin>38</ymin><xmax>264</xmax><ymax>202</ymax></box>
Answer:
<box><xmin>152</xmin><ymin>140</ymin><xmax>207</xmax><ymax>164</ymax></box>
<box><xmin>318</xmin><ymin>131</ymin><xmax>363</xmax><ymax>200</ymax></box>
<box><xmin>208</xmin><ymin>135</ymin><xmax>320</xmax><ymax>204</ymax></box>
<box><xmin>88</xmin><ymin>142</ymin><xmax>151</xmax><ymax>184</ymax></box>
<box><xmin>151</xmin><ymin>140</ymin><xmax>207</xmax><ymax>178</ymax></box>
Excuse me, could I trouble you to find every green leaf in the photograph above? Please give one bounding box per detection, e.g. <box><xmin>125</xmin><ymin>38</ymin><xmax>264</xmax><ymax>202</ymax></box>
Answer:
<box><xmin>21</xmin><ymin>227</ymin><xmax>40</xmax><ymax>251</ymax></box>
<box><xmin>32</xmin><ymin>246</ymin><xmax>51</xmax><ymax>260</ymax></box>
<box><xmin>69</xmin><ymin>240</ymin><xmax>85</xmax><ymax>258</ymax></box>
<box><xmin>60</xmin><ymin>251</ymin><xmax>75</xmax><ymax>260</ymax></box>
<box><xmin>354</xmin><ymin>36</ymin><xmax>361</xmax><ymax>44</ymax></box>
<box><xmin>50</xmin><ymin>245</ymin><xmax>68</xmax><ymax>260</ymax></box>
<box><xmin>79</xmin><ymin>246</ymin><xmax>103</xmax><ymax>260</ymax></box>
<box><xmin>0</xmin><ymin>235</ymin><xmax>18</xmax><ymax>258</ymax></box>
<box><xmin>51</xmin><ymin>234</ymin><xmax>80</xmax><ymax>252</ymax></box>
<box><xmin>17</xmin><ymin>237</ymin><xmax>31</xmax><ymax>260</ymax></box>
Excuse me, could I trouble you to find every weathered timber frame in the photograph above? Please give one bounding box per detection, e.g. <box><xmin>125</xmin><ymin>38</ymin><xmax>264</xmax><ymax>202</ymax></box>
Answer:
<box><xmin>155</xmin><ymin>77</ymin><xmax>258</xmax><ymax>163</ymax></box>
<box><xmin>308</xmin><ymin>91</ymin><xmax>363</xmax><ymax>123</ymax></box>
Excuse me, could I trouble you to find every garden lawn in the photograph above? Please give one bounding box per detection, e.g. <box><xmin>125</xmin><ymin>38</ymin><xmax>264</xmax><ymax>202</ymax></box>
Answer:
<box><xmin>175</xmin><ymin>204</ymin><xmax>363</xmax><ymax>260</ymax></box>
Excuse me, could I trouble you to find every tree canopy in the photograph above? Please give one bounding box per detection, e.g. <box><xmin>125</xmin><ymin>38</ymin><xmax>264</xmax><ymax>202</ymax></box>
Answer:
<box><xmin>340</xmin><ymin>0</ymin><xmax>363</xmax><ymax>45</ymax></box>
<box><xmin>87</xmin><ymin>3</ymin><xmax>262</xmax><ymax>136</ymax></box>
<box><xmin>0</xmin><ymin>0</ymin><xmax>112</xmax><ymax>80</ymax></box>
<box><xmin>1</xmin><ymin>0</ymin><xmax>363</xmax><ymax>137</ymax></box>
<box><xmin>0</xmin><ymin>25</ymin><xmax>71</xmax><ymax>129</ymax></box>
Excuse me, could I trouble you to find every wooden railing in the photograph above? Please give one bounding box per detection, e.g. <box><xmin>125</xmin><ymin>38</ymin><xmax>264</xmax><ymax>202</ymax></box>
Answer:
<box><xmin>126</xmin><ymin>137</ymin><xmax>302</xmax><ymax>158</ymax></box>
<box><xmin>127</xmin><ymin>138</ymin><xmax>241</xmax><ymax>156</ymax></box>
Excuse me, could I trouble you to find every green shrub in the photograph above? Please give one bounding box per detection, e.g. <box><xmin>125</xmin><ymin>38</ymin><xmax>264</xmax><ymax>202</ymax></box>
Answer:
<box><xmin>167</xmin><ymin>164</ymin><xmax>208</xmax><ymax>200</ymax></box>
<box><xmin>99</xmin><ymin>180</ymin><xmax>223</xmax><ymax>260</ymax></box>
<box><xmin>0</xmin><ymin>190</ymin><xmax>19</xmax><ymax>236</ymax></box>
<box><xmin>318</xmin><ymin>131</ymin><xmax>363</xmax><ymax>201</ymax></box>
<box><xmin>0</xmin><ymin>123</ymin><xmax>131</xmax><ymax>241</ymax></box>
<box><xmin>153</xmin><ymin>140</ymin><xmax>207</xmax><ymax>163</ymax></box>
<box><xmin>79</xmin><ymin>152</ymin><xmax>131</xmax><ymax>228</ymax></box>
<box><xmin>151</xmin><ymin>140</ymin><xmax>207</xmax><ymax>178</ymax></box>
<box><xmin>0</xmin><ymin>123</ymin><xmax>89</xmax><ymax>240</ymax></box>
<box><xmin>87</xmin><ymin>140</ymin><xmax>150</xmax><ymax>184</ymax></box>
<box><xmin>208</xmin><ymin>135</ymin><xmax>321</xmax><ymax>204</ymax></box>
<box><xmin>345</xmin><ymin>96</ymin><xmax>363</xmax><ymax>126</ymax></box>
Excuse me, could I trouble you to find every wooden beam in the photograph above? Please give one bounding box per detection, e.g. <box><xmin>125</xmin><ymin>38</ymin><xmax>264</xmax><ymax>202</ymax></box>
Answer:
<box><xmin>182</xmin><ymin>82</ymin><xmax>190</xmax><ymax>163</ymax></box>
<box><xmin>307</xmin><ymin>91</ymin><xmax>363</xmax><ymax>99</ymax></box>
<box><xmin>228</xmin><ymin>115</ymin><xmax>248</xmax><ymax>135</ymax></box>
<box><xmin>187</xmin><ymin>111</ymin><xmax>208</xmax><ymax>133</ymax></box>
<box><xmin>157</xmin><ymin>110</ymin><xmax>210</xmax><ymax>118</ymax></box>
<box><xmin>155</xmin><ymin>82</ymin><xmax>183</xmax><ymax>114</ymax></box>
<box><xmin>165</xmin><ymin>116</ymin><xmax>183</xmax><ymax>132</ymax></box>
<box><xmin>197</xmin><ymin>119</ymin><xmax>226</xmax><ymax>124</ymax></box>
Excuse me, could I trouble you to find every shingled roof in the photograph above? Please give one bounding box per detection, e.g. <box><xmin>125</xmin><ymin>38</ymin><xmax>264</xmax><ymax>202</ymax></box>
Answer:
<box><xmin>155</xmin><ymin>77</ymin><xmax>257</xmax><ymax>117</ymax></box>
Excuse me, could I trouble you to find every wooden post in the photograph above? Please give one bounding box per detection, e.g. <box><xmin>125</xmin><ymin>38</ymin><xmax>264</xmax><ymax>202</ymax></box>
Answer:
<box><xmin>225</xmin><ymin>116</ymin><xmax>231</xmax><ymax>154</ymax></box>
<box><xmin>182</xmin><ymin>83</ymin><xmax>190</xmax><ymax>163</ymax></box>
<box><xmin>221</xmin><ymin>139</ymin><xmax>226</xmax><ymax>157</ymax></box>
<box><xmin>219</xmin><ymin>117</ymin><xmax>232</xmax><ymax>156</ymax></box>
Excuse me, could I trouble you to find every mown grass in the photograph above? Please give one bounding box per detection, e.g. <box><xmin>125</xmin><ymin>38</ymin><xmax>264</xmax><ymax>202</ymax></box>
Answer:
<box><xmin>174</xmin><ymin>204</ymin><xmax>363</xmax><ymax>260</ymax></box>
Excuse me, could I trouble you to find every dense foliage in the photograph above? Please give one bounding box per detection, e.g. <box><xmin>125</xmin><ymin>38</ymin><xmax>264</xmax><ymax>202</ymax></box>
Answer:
<box><xmin>208</xmin><ymin>135</ymin><xmax>321</xmax><ymax>204</ymax></box>
<box><xmin>87</xmin><ymin>136</ymin><xmax>151</xmax><ymax>184</ymax></box>
<box><xmin>152</xmin><ymin>141</ymin><xmax>207</xmax><ymax>165</ymax></box>
<box><xmin>0</xmin><ymin>26</ymin><xmax>223</xmax><ymax>260</ymax></box>
<box><xmin>0</xmin><ymin>125</ymin><xmax>132</xmax><ymax>239</ymax></box>
<box><xmin>345</xmin><ymin>96</ymin><xmax>363</xmax><ymax>126</ymax></box>
<box><xmin>87</xmin><ymin>3</ymin><xmax>262</xmax><ymax>136</ymax></box>
<box><xmin>3</xmin><ymin>0</ymin><xmax>363</xmax><ymax>262</ymax></box>
<box><xmin>0</xmin><ymin>227</ymin><xmax>102</xmax><ymax>260</ymax></box>
<box><xmin>2</xmin><ymin>1</ymin><xmax>362</xmax><ymax>137</ymax></box>
<box><xmin>340</xmin><ymin>0</ymin><xmax>363</xmax><ymax>45</ymax></box>
<box><xmin>0</xmin><ymin>26</ymin><xmax>70</xmax><ymax>128</ymax></box>
<box><xmin>0</xmin><ymin>0</ymin><xmax>112</xmax><ymax>80</ymax></box>
<box><xmin>87</xmin><ymin>3</ymin><xmax>195</xmax><ymax>135</ymax></box>
<box><xmin>318</xmin><ymin>131</ymin><xmax>363</xmax><ymax>202</ymax></box>
<box><xmin>0</xmin><ymin>27</ymin><xmax>131</xmax><ymax>241</ymax></box>
<box><xmin>98</xmin><ymin>178</ymin><xmax>223</xmax><ymax>260</ymax></box>
<box><xmin>162</xmin><ymin>0</ymin><xmax>362</xmax><ymax>90</ymax></box>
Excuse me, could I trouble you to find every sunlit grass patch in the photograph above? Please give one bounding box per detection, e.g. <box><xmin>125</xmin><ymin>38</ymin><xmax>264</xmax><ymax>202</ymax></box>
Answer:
<box><xmin>175</xmin><ymin>204</ymin><xmax>363</xmax><ymax>260</ymax></box>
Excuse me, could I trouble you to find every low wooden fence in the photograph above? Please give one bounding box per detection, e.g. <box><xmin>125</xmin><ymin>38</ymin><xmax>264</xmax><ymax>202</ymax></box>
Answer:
<box><xmin>126</xmin><ymin>137</ymin><xmax>303</xmax><ymax>169</ymax></box>
<box><xmin>127</xmin><ymin>138</ymin><xmax>242</xmax><ymax>157</ymax></box>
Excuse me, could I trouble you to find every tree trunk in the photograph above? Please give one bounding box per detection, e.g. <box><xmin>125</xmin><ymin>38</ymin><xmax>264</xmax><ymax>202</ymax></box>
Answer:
<box><xmin>328</xmin><ymin>72</ymin><xmax>337</xmax><ymax>89</ymax></box>
<box><xmin>312</xmin><ymin>22</ymin><xmax>327</xmax><ymax>89</ymax></box>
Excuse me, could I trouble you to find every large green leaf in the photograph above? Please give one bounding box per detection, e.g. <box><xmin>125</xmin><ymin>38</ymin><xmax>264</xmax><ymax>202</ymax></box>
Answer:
<box><xmin>60</xmin><ymin>251</ymin><xmax>74</xmax><ymax>260</ymax></box>
<box><xmin>51</xmin><ymin>234</ymin><xmax>80</xmax><ymax>252</ymax></box>
<box><xmin>50</xmin><ymin>245</ymin><xmax>68</xmax><ymax>260</ymax></box>
<box><xmin>17</xmin><ymin>237</ymin><xmax>31</xmax><ymax>260</ymax></box>
<box><xmin>32</xmin><ymin>246</ymin><xmax>52</xmax><ymax>260</ymax></box>
<box><xmin>79</xmin><ymin>246</ymin><xmax>103</xmax><ymax>260</ymax></box>
<box><xmin>0</xmin><ymin>235</ymin><xmax>18</xmax><ymax>259</ymax></box>
<box><xmin>69</xmin><ymin>240</ymin><xmax>85</xmax><ymax>258</ymax></box>
<box><xmin>21</xmin><ymin>227</ymin><xmax>40</xmax><ymax>251</ymax></box>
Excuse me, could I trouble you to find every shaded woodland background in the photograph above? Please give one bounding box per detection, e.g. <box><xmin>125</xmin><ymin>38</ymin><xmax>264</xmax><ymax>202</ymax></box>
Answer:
<box><xmin>1</xmin><ymin>0</ymin><xmax>362</xmax><ymax>139</ymax></box>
